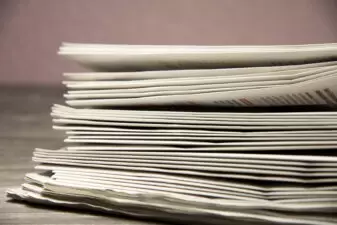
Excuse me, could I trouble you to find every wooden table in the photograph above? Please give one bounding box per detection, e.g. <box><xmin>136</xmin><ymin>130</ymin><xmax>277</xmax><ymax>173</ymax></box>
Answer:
<box><xmin>0</xmin><ymin>86</ymin><xmax>162</xmax><ymax>225</ymax></box>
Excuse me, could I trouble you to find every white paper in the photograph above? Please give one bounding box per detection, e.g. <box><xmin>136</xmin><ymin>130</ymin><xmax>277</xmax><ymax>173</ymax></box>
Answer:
<box><xmin>63</xmin><ymin>61</ymin><xmax>337</xmax><ymax>81</ymax></box>
<box><xmin>66</xmin><ymin>73</ymin><xmax>337</xmax><ymax>107</ymax></box>
<box><xmin>59</xmin><ymin>42</ymin><xmax>337</xmax><ymax>71</ymax></box>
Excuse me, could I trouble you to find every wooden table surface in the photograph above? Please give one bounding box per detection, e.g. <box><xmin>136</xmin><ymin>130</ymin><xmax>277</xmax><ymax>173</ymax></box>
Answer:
<box><xmin>0</xmin><ymin>86</ymin><xmax>163</xmax><ymax>225</ymax></box>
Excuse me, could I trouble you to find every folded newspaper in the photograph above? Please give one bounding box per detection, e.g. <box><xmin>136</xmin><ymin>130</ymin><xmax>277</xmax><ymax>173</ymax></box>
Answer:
<box><xmin>7</xmin><ymin>43</ymin><xmax>337</xmax><ymax>225</ymax></box>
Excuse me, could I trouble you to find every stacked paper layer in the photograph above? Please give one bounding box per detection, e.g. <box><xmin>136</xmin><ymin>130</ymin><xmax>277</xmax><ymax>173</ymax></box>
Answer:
<box><xmin>61</xmin><ymin>43</ymin><xmax>337</xmax><ymax>107</ymax></box>
<box><xmin>7</xmin><ymin>43</ymin><xmax>337</xmax><ymax>225</ymax></box>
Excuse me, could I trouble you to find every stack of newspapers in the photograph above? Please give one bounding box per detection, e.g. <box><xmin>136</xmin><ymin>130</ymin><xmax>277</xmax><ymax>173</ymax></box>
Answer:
<box><xmin>8</xmin><ymin>43</ymin><xmax>337</xmax><ymax>225</ymax></box>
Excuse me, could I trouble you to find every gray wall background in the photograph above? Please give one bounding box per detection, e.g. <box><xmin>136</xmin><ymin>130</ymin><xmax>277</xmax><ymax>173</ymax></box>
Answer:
<box><xmin>0</xmin><ymin>0</ymin><xmax>337</xmax><ymax>84</ymax></box>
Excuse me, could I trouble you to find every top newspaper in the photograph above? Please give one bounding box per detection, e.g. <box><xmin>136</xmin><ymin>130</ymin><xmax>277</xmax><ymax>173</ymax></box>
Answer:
<box><xmin>60</xmin><ymin>43</ymin><xmax>337</xmax><ymax>107</ymax></box>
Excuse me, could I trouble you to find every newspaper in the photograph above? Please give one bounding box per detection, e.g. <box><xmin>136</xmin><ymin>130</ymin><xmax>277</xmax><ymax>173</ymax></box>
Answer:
<box><xmin>53</xmin><ymin>104</ymin><xmax>337</xmax><ymax>121</ymax></box>
<box><xmin>34</xmin><ymin>148</ymin><xmax>337</xmax><ymax>165</ymax></box>
<box><xmin>58</xmin><ymin>43</ymin><xmax>337</xmax><ymax>107</ymax></box>
<box><xmin>63</xmin><ymin>61</ymin><xmax>337</xmax><ymax>81</ymax></box>
<box><xmin>7</xmin><ymin>171</ymin><xmax>337</xmax><ymax>225</ymax></box>
<box><xmin>59</xmin><ymin>43</ymin><xmax>337</xmax><ymax>71</ymax></box>
<box><xmin>7</xmin><ymin>42</ymin><xmax>337</xmax><ymax>225</ymax></box>
<box><xmin>63</xmin><ymin>66</ymin><xmax>337</xmax><ymax>89</ymax></box>
<box><xmin>64</xmin><ymin>73</ymin><xmax>337</xmax><ymax>107</ymax></box>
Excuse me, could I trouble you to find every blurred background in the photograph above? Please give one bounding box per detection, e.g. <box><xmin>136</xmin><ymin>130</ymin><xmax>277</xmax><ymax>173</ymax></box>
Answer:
<box><xmin>0</xmin><ymin>0</ymin><xmax>337</xmax><ymax>85</ymax></box>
